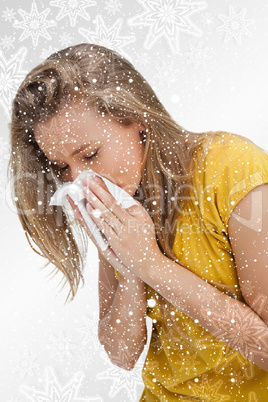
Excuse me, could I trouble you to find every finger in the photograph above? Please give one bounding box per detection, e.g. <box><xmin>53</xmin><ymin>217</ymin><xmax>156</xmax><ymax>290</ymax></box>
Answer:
<box><xmin>83</xmin><ymin>175</ymin><xmax>109</xmax><ymax>193</ymax></box>
<box><xmin>66</xmin><ymin>195</ymin><xmax>101</xmax><ymax>248</ymax></box>
<box><xmin>126</xmin><ymin>204</ymin><xmax>143</xmax><ymax>216</ymax></box>
<box><xmin>83</xmin><ymin>176</ymin><xmax>128</xmax><ymax>224</ymax></box>
<box><xmin>83</xmin><ymin>186</ymin><xmax>123</xmax><ymax>232</ymax></box>
<box><xmin>67</xmin><ymin>195</ymin><xmax>89</xmax><ymax>229</ymax></box>
<box><xmin>86</xmin><ymin>203</ymin><xmax>120</xmax><ymax>239</ymax></box>
<box><xmin>66</xmin><ymin>194</ymin><xmax>75</xmax><ymax>209</ymax></box>
<box><xmin>66</xmin><ymin>195</ymin><xmax>83</xmax><ymax>221</ymax></box>
<box><xmin>67</xmin><ymin>195</ymin><xmax>122</xmax><ymax>263</ymax></box>
<box><xmin>125</xmin><ymin>202</ymin><xmax>149</xmax><ymax>222</ymax></box>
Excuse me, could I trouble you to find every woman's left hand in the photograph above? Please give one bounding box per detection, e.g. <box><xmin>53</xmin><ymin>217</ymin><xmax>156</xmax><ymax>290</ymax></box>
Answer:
<box><xmin>82</xmin><ymin>176</ymin><xmax>161</xmax><ymax>276</ymax></box>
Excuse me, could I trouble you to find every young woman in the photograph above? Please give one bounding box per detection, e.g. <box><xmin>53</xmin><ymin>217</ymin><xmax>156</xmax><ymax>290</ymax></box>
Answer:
<box><xmin>9</xmin><ymin>43</ymin><xmax>268</xmax><ymax>400</ymax></box>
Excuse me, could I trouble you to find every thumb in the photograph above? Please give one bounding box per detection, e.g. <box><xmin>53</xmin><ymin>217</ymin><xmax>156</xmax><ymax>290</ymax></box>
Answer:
<box><xmin>126</xmin><ymin>202</ymin><xmax>144</xmax><ymax>216</ymax></box>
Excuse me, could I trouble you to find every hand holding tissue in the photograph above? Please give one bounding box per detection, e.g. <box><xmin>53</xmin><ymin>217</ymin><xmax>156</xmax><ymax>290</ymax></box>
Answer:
<box><xmin>49</xmin><ymin>170</ymin><xmax>139</xmax><ymax>251</ymax></box>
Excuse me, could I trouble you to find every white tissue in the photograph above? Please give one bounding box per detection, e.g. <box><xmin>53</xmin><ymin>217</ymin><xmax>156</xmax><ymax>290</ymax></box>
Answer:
<box><xmin>49</xmin><ymin>169</ymin><xmax>139</xmax><ymax>251</ymax></box>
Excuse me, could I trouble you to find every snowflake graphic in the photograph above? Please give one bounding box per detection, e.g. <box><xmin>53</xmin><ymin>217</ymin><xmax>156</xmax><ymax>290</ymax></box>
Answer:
<box><xmin>187</xmin><ymin>374</ymin><xmax>230</xmax><ymax>401</ymax></box>
<box><xmin>7</xmin><ymin>396</ymin><xmax>21</xmax><ymax>402</ymax></box>
<box><xmin>46</xmin><ymin>330</ymin><xmax>77</xmax><ymax>362</ymax></box>
<box><xmin>0</xmin><ymin>136</ymin><xmax>10</xmax><ymax>159</ymax></box>
<box><xmin>229</xmin><ymin>367</ymin><xmax>255</xmax><ymax>388</ymax></box>
<box><xmin>59</xmin><ymin>32</ymin><xmax>74</xmax><ymax>47</ymax></box>
<box><xmin>0</xmin><ymin>162</ymin><xmax>6</xmax><ymax>178</ymax></box>
<box><xmin>11</xmin><ymin>348</ymin><xmax>39</xmax><ymax>380</ymax></box>
<box><xmin>201</xmin><ymin>302</ymin><xmax>268</xmax><ymax>361</ymax></box>
<box><xmin>50</xmin><ymin>0</ymin><xmax>96</xmax><ymax>27</ymax></box>
<box><xmin>79</xmin><ymin>14</ymin><xmax>135</xmax><ymax>54</ymax></box>
<box><xmin>130</xmin><ymin>50</ymin><xmax>151</xmax><ymax>69</ymax></box>
<box><xmin>241</xmin><ymin>281</ymin><xmax>255</xmax><ymax>298</ymax></box>
<box><xmin>20</xmin><ymin>366</ymin><xmax>100</xmax><ymax>401</ymax></box>
<box><xmin>250</xmin><ymin>293</ymin><xmax>268</xmax><ymax>317</ymax></box>
<box><xmin>77</xmin><ymin>312</ymin><xmax>100</xmax><ymax>350</ymax></box>
<box><xmin>150</xmin><ymin>328</ymin><xmax>164</xmax><ymax>355</ymax></box>
<box><xmin>210</xmin><ymin>343</ymin><xmax>255</xmax><ymax>380</ymax></box>
<box><xmin>104</xmin><ymin>0</ymin><xmax>122</xmax><ymax>16</ymax></box>
<box><xmin>17</xmin><ymin>143</ymin><xmax>39</xmax><ymax>167</ymax></box>
<box><xmin>196</xmin><ymin>284</ymin><xmax>217</xmax><ymax>305</ymax></box>
<box><xmin>0</xmin><ymin>47</ymin><xmax>27</xmax><ymax>117</ymax></box>
<box><xmin>216</xmin><ymin>5</ymin><xmax>255</xmax><ymax>45</ymax></box>
<box><xmin>184</xmin><ymin>41</ymin><xmax>210</xmax><ymax>69</ymax></box>
<box><xmin>0</xmin><ymin>35</ymin><xmax>15</xmax><ymax>50</ymax></box>
<box><xmin>40</xmin><ymin>45</ymin><xmax>58</xmax><ymax>60</ymax></box>
<box><xmin>97</xmin><ymin>345</ymin><xmax>143</xmax><ymax>401</ymax></box>
<box><xmin>128</xmin><ymin>0</ymin><xmax>207</xmax><ymax>54</ymax></box>
<box><xmin>248</xmin><ymin>392</ymin><xmax>258</xmax><ymax>402</ymax></box>
<box><xmin>2</xmin><ymin>7</ymin><xmax>16</xmax><ymax>22</ymax></box>
<box><xmin>0</xmin><ymin>158</ymin><xmax>5</xmax><ymax>172</ymax></box>
<box><xmin>0</xmin><ymin>184</ymin><xmax>6</xmax><ymax>205</ymax></box>
<box><xmin>201</xmin><ymin>11</ymin><xmax>214</xmax><ymax>28</ymax></box>
<box><xmin>13</xmin><ymin>1</ymin><xmax>56</xmax><ymax>47</ymax></box>
<box><xmin>153</xmin><ymin>59</ymin><xmax>180</xmax><ymax>87</ymax></box>
<box><xmin>35</xmin><ymin>116</ymin><xmax>75</xmax><ymax>158</ymax></box>
<box><xmin>76</xmin><ymin>345</ymin><xmax>95</xmax><ymax>369</ymax></box>
<box><xmin>175</xmin><ymin>352</ymin><xmax>201</xmax><ymax>376</ymax></box>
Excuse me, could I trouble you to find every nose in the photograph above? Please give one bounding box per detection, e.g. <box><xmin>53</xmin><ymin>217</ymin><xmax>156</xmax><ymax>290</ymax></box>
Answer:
<box><xmin>65</xmin><ymin>165</ymin><xmax>117</xmax><ymax>187</ymax></box>
<box><xmin>66</xmin><ymin>163</ymin><xmax>85</xmax><ymax>182</ymax></box>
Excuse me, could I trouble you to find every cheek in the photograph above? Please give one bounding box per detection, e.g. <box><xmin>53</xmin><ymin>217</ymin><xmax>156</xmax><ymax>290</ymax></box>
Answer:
<box><xmin>126</xmin><ymin>136</ymin><xmax>143</xmax><ymax>155</ymax></box>
<box><xmin>102</xmin><ymin>138</ymin><xmax>144</xmax><ymax>170</ymax></box>
<box><xmin>132</xmin><ymin>141</ymin><xmax>145</xmax><ymax>163</ymax></box>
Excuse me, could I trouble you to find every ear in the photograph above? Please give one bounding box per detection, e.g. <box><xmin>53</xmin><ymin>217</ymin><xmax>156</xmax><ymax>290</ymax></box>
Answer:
<box><xmin>138</xmin><ymin>123</ymin><xmax>145</xmax><ymax>132</ymax></box>
<box><xmin>137</xmin><ymin>123</ymin><xmax>146</xmax><ymax>141</ymax></box>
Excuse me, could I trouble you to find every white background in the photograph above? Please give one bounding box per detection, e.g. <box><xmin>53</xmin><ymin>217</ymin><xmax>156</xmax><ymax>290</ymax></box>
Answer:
<box><xmin>0</xmin><ymin>0</ymin><xmax>268</xmax><ymax>401</ymax></box>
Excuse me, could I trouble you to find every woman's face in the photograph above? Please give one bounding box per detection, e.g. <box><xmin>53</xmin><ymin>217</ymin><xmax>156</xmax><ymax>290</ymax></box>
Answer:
<box><xmin>34</xmin><ymin>101</ymin><xmax>145</xmax><ymax>196</ymax></box>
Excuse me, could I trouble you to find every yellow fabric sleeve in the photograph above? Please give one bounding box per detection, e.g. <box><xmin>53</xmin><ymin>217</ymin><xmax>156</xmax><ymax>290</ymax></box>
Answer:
<box><xmin>203</xmin><ymin>133</ymin><xmax>268</xmax><ymax>228</ymax></box>
<box><xmin>114</xmin><ymin>268</ymin><xmax>120</xmax><ymax>280</ymax></box>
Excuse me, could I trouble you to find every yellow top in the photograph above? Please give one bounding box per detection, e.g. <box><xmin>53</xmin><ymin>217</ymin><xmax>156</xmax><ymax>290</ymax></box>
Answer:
<box><xmin>115</xmin><ymin>132</ymin><xmax>268</xmax><ymax>401</ymax></box>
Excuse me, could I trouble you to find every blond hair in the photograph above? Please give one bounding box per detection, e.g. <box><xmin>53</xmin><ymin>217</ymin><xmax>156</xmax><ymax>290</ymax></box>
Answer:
<box><xmin>9</xmin><ymin>43</ymin><xmax>226</xmax><ymax>306</ymax></box>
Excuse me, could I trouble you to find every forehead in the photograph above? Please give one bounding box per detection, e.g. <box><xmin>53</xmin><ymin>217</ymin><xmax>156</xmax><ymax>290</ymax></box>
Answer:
<box><xmin>35</xmin><ymin>102</ymin><xmax>96</xmax><ymax>134</ymax></box>
<box><xmin>33</xmin><ymin>102</ymin><xmax>120</xmax><ymax>160</ymax></box>
<box><xmin>34</xmin><ymin>101</ymin><xmax>116</xmax><ymax>139</ymax></box>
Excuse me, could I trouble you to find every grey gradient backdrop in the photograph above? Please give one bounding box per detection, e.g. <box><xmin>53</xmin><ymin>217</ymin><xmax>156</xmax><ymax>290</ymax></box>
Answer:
<box><xmin>0</xmin><ymin>0</ymin><xmax>268</xmax><ymax>401</ymax></box>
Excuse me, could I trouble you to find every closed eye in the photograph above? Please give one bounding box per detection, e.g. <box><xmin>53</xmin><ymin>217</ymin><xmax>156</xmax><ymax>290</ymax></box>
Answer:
<box><xmin>84</xmin><ymin>150</ymin><xmax>98</xmax><ymax>161</ymax></box>
<box><xmin>58</xmin><ymin>150</ymin><xmax>99</xmax><ymax>172</ymax></box>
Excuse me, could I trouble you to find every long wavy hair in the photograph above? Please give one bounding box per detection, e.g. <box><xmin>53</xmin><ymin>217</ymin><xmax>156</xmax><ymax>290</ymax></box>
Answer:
<box><xmin>9</xmin><ymin>43</ymin><xmax>224</xmax><ymax>306</ymax></box>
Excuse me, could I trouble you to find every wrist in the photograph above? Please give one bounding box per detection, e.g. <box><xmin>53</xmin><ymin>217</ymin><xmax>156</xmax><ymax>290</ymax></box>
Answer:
<box><xmin>118</xmin><ymin>272</ymin><xmax>144</xmax><ymax>286</ymax></box>
<box><xmin>138</xmin><ymin>249</ymin><xmax>167</xmax><ymax>284</ymax></box>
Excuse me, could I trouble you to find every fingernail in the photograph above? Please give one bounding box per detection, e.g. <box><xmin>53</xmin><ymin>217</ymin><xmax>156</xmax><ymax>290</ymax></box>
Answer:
<box><xmin>83</xmin><ymin>177</ymin><xmax>93</xmax><ymax>186</ymax></box>
<box><xmin>87</xmin><ymin>203</ymin><xmax>93</xmax><ymax>211</ymax></box>
<box><xmin>93</xmin><ymin>176</ymin><xmax>102</xmax><ymax>183</ymax></box>
<box><xmin>83</xmin><ymin>187</ymin><xmax>92</xmax><ymax>196</ymax></box>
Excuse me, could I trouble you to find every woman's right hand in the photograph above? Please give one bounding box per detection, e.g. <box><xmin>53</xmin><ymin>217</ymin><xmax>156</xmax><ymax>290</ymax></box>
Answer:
<box><xmin>66</xmin><ymin>194</ymin><xmax>137</xmax><ymax>280</ymax></box>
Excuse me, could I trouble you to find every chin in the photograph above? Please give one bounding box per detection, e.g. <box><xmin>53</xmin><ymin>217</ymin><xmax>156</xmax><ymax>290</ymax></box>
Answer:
<box><xmin>114</xmin><ymin>176</ymin><xmax>141</xmax><ymax>197</ymax></box>
<box><xmin>127</xmin><ymin>183</ymin><xmax>141</xmax><ymax>198</ymax></box>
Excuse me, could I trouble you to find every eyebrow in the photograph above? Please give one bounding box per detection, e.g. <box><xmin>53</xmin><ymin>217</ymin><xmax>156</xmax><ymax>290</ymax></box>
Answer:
<box><xmin>50</xmin><ymin>142</ymin><xmax>98</xmax><ymax>163</ymax></box>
